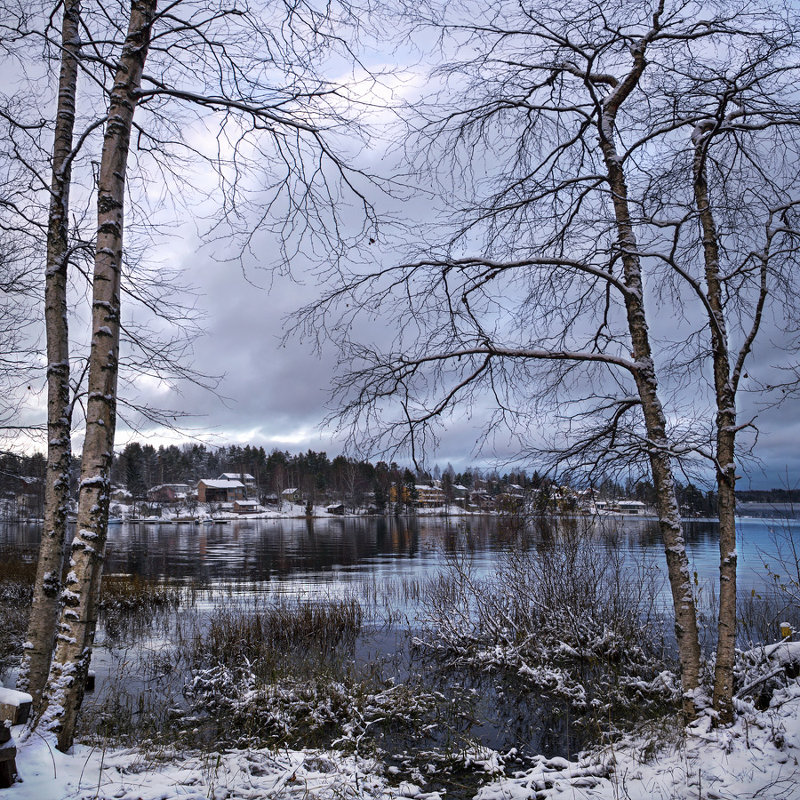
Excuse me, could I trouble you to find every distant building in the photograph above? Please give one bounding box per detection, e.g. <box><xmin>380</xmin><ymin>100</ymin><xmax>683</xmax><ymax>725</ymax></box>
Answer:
<box><xmin>148</xmin><ymin>483</ymin><xmax>191</xmax><ymax>503</ymax></box>
<box><xmin>218</xmin><ymin>472</ymin><xmax>257</xmax><ymax>491</ymax></box>
<box><xmin>281</xmin><ymin>487</ymin><xmax>301</xmax><ymax>503</ymax></box>
<box><xmin>469</xmin><ymin>490</ymin><xmax>494</xmax><ymax>511</ymax></box>
<box><xmin>233</xmin><ymin>499</ymin><xmax>260</xmax><ymax>514</ymax></box>
<box><xmin>197</xmin><ymin>479</ymin><xmax>245</xmax><ymax>503</ymax></box>
<box><xmin>388</xmin><ymin>483</ymin><xmax>413</xmax><ymax>505</ymax></box>
<box><xmin>110</xmin><ymin>486</ymin><xmax>132</xmax><ymax>503</ymax></box>
<box><xmin>415</xmin><ymin>484</ymin><xmax>446</xmax><ymax>508</ymax></box>
<box><xmin>615</xmin><ymin>500</ymin><xmax>647</xmax><ymax>516</ymax></box>
<box><xmin>497</xmin><ymin>491</ymin><xmax>525</xmax><ymax>512</ymax></box>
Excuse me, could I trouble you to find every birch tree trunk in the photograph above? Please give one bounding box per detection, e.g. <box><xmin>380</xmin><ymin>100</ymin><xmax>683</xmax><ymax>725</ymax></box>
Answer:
<box><xmin>692</xmin><ymin>128</ymin><xmax>738</xmax><ymax>724</ymax></box>
<box><xmin>39</xmin><ymin>0</ymin><xmax>157</xmax><ymax>752</ymax></box>
<box><xmin>595</xmin><ymin>23</ymin><xmax>702</xmax><ymax>712</ymax></box>
<box><xmin>17</xmin><ymin>0</ymin><xmax>81</xmax><ymax>709</ymax></box>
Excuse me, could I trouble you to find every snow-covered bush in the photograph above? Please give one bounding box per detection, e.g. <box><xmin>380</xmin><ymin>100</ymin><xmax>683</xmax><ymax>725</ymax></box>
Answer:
<box><xmin>181</xmin><ymin>663</ymin><xmax>448</xmax><ymax>751</ymax></box>
<box><xmin>174</xmin><ymin>596</ymin><xmax>453</xmax><ymax>751</ymax></box>
<box><xmin>733</xmin><ymin>641</ymin><xmax>800</xmax><ymax>711</ymax></box>
<box><xmin>415</xmin><ymin>519</ymin><xmax>677</xmax><ymax>731</ymax></box>
<box><xmin>168</xmin><ymin>596</ymin><xmax>500</xmax><ymax>769</ymax></box>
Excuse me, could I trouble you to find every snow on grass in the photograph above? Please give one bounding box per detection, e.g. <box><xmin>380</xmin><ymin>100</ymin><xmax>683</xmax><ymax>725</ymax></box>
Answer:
<box><xmin>16</xmin><ymin>739</ymin><xmax>408</xmax><ymax>800</ymax></box>
<box><xmin>12</xmin><ymin>679</ymin><xmax>800</xmax><ymax>799</ymax></box>
<box><xmin>475</xmin><ymin>681</ymin><xmax>800</xmax><ymax>799</ymax></box>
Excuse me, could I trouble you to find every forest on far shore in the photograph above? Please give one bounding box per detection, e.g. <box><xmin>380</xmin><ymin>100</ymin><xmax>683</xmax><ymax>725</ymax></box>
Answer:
<box><xmin>4</xmin><ymin>441</ymin><xmax>790</xmax><ymax>518</ymax></box>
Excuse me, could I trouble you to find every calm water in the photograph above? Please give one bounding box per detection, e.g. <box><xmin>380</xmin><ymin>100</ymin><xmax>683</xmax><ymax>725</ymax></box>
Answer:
<box><xmin>3</xmin><ymin>512</ymin><xmax>799</xmax><ymax>767</ymax></box>
<box><xmin>2</xmin><ymin>513</ymin><xmax>798</xmax><ymax>597</ymax></box>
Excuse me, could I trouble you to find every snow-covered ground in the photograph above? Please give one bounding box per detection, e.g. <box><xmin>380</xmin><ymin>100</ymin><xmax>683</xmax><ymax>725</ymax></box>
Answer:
<box><xmin>476</xmin><ymin>681</ymin><xmax>800</xmax><ymax>799</ymax></box>
<box><xmin>11</xmin><ymin>672</ymin><xmax>800</xmax><ymax>800</ymax></box>
<box><xmin>14</xmin><ymin>741</ymin><xmax>394</xmax><ymax>800</ymax></box>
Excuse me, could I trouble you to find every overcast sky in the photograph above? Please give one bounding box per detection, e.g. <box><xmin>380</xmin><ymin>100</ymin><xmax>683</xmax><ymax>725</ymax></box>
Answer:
<box><xmin>109</xmin><ymin>160</ymin><xmax>800</xmax><ymax>491</ymax></box>
<box><xmin>6</xmin><ymin>0</ymin><xmax>800</xmax><ymax>491</ymax></box>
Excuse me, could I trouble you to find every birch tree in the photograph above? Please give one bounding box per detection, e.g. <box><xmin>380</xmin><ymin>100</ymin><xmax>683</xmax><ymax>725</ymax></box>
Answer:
<box><xmin>16</xmin><ymin>0</ymin><xmax>82</xmax><ymax>708</ymax></box>
<box><xmin>297</xmin><ymin>0</ymin><xmax>800</xmax><ymax>722</ymax></box>
<box><xmin>18</xmin><ymin>0</ymin><xmax>379</xmax><ymax>750</ymax></box>
<box><xmin>0</xmin><ymin>0</ymin><xmax>82</xmax><ymax>709</ymax></box>
<box><xmin>0</xmin><ymin>3</ymin><xmax>60</xmax><ymax>440</ymax></box>
<box><xmin>678</xmin><ymin>42</ymin><xmax>800</xmax><ymax>719</ymax></box>
<box><xmin>1</xmin><ymin>0</ymin><xmax>208</xmax><ymax>709</ymax></box>
<box><xmin>35</xmin><ymin>0</ymin><xmax>158</xmax><ymax>751</ymax></box>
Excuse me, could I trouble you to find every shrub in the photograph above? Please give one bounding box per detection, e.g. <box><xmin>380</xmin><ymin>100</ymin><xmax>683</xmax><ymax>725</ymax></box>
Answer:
<box><xmin>415</xmin><ymin>518</ymin><xmax>676</xmax><ymax>731</ymax></box>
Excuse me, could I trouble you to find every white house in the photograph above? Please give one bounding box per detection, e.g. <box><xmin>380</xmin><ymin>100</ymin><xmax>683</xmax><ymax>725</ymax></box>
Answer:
<box><xmin>218</xmin><ymin>472</ymin><xmax>257</xmax><ymax>490</ymax></box>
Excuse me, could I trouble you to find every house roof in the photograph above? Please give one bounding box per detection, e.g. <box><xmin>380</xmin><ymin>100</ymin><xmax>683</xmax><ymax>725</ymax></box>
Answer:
<box><xmin>282</xmin><ymin>487</ymin><xmax>298</xmax><ymax>495</ymax></box>
<box><xmin>199</xmin><ymin>479</ymin><xmax>244</xmax><ymax>489</ymax></box>
<box><xmin>219</xmin><ymin>472</ymin><xmax>255</xmax><ymax>481</ymax></box>
<box><xmin>235</xmin><ymin>499</ymin><xmax>259</xmax><ymax>506</ymax></box>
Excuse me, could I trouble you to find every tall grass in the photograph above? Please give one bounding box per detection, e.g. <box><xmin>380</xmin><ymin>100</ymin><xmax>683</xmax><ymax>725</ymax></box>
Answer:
<box><xmin>415</xmin><ymin>518</ymin><xmax>677</xmax><ymax>737</ymax></box>
<box><xmin>0</xmin><ymin>547</ymin><xmax>34</xmax><ymax>678</ymax></box>
<box><xmin>194</xmin><ymin>595</ymin><xmax>363</xmax><ymax>674</ymax></box>
<box><xmin>0</xmin><ymin>560</ymin><xmax>191</xmax><ymax>675</ymax></box>
<box><xmin>79</xmin><ymin>594</ymin><xmax>474</xmax><ymax>763</ymax></box>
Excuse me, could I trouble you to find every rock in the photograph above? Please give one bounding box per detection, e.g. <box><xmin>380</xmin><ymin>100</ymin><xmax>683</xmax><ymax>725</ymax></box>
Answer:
<box><xmin>0</xmin><ymin>688</ymin><xmax>33</xmax><ymax>726</ymax></box>
<box><xmin>0</xmin><ymin>740</ymin><xmax>17</xmax><ymax>788</ymax></box>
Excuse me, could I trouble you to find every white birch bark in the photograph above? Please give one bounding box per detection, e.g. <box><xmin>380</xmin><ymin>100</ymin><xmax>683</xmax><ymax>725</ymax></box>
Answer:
<box><xmin>595</xmin><ymin>17</ymin><xmax>702</xmax><ymax>711</ymax></box>
<box><xmin>692</xmin><ymin>126</ymin><xmax>739</xmax><ymax>724</ymax></box>
<box><xmin>38</xmin><ymin>0</ymin><xmax>157</xmax><ymax>752</ymax></box>
<box><xmin>17</xmin><ymin>0</ymin><xmax>81</xmax><ymax>709</ymax></box>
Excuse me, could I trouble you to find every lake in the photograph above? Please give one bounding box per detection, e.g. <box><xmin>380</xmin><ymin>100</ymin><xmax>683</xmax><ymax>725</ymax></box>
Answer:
<box><xmin>2</xmin><ymin>512</ymin><xmax>798</xmax><ymax>600</ymax></box>
<box><xmin>2</xmin><ymin>512</ymin><xmax>799</xmax><ymax>771</ymax></box>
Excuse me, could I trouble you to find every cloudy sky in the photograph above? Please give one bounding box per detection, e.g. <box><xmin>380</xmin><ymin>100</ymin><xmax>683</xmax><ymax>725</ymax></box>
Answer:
<box><xmin>7</xmin><ymin>0</ymin><xmax>800</xmax><ymax>490</ymax></box>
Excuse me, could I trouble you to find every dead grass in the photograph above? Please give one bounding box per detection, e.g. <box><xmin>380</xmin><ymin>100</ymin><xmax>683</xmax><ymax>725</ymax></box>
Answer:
<box><xmin>196</xmin><ymin>595</ymin><xmax>364</xmax><ymax>671</ymax></box>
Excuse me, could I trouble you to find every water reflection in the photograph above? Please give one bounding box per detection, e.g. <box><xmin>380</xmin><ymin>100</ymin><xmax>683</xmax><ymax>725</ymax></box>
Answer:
<box><xmin>3</xmin><ymin>513</ymin><xmax>799</xmax><ymax>770</ymax></box>
<box><xmin>1</xmin><ymin>513</ymin><xmax>798</xmax><ymax>595</ymax></box>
